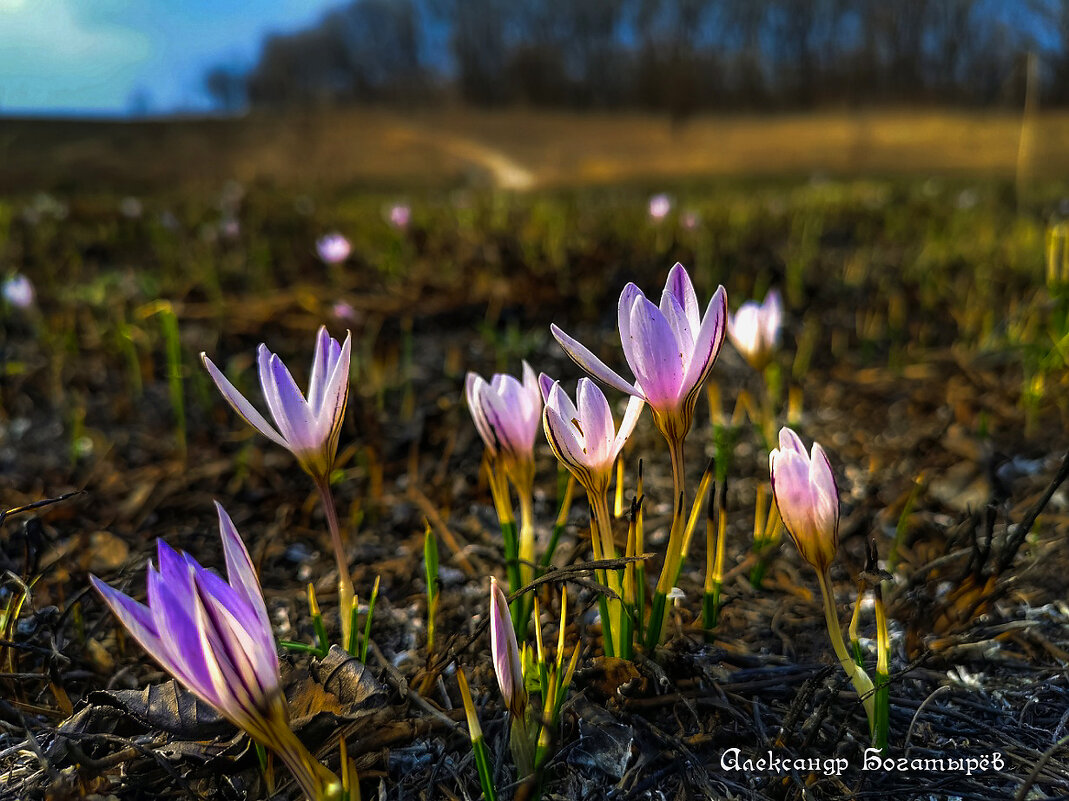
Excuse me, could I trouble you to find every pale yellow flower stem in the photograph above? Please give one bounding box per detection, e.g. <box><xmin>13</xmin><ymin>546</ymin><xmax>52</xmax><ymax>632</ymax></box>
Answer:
<box><xmin>816</xmin><ymin>568</ymin><xmax>876</xmax><ymax>735</ymax></box>
<box><xmin>270</xmin><ymin>723</ymin><xmax>343</xmax><ymax>800</ymax></box>
<box><xmin>590</xmin><ymin>491</ymin><xmax>625</xmax><ymax>657</ymax></box>
<box><xmin>315</xmin><ymin>477</ymin><xmax>355</xmax><ymax>649</ymax></box>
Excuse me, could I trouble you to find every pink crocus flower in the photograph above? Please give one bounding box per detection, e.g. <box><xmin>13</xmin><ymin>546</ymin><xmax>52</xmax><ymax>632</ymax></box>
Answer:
<box><xmin>551</xmin><ymin>262</ymin><xmax>726</xmax><ymax>444</ymax></box>
<box><xmin>316</xmin><ymin>232</ymin><xmax>351</xmax><ymax>265</ymax></box>
<box><xmin>201</xmin><ymin>326</ymin><xmax>351</xmax><ymax>482</ymax></box>
<box><xmin>388</xmin><ymin>203</ymin><xmax>411</xmax><ymax>229</ymax></box>
<box><xmin>648</xmin><ymin>193</ymin><xmax>672</xmax><ymax>220</ymax></box>
<box><xmin>465</xmin><ymin>362</ymin><xmax>541</xmax><ymax>483</ymax></box>
<box><xmin>91</xmin><ymin>503</ymin><xmax>340</xmax><ymax>799</ymax></box>
<box><xmin>768</xmin><ymin>427</ymin><xmax>839</xmax><ymax>572</ymax></box>
<box><xmin>489</xmin><ymin>577</ymin><xmax>526</xmax><ymax>718</ymax></box>
<box><xmin>538</xmin><ymin>373</ymin><xmax>644</xmax><ymax>497</ymax></box>
<box><xmin>727</xmin><ymin>289</ymin><xmax>783</xmax><ymax>371</ymax></box>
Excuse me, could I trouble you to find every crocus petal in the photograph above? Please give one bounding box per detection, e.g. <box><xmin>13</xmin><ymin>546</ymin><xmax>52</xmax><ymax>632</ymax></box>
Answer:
<box><xmin>147</xmin><ymin>563</ymin><xmax>218</xmax><ymax>705</ymax></box>
<box><xmin>810</xmin><ymin>443</ymin><xmax>840</xmax><ymax>533</ymax></box>
<box><xmin>537</xmin><ymin>372</ymin><xmax>556</xmax><ymax>403</ymax></box>
<box><xmin>778</xmin><ymin>426</ymin><xmax>807</xmax><ymax>455</ymax></box>
<box><xmin>627</xmin><ymin>295</ymin><xmax>684</xmax><ymax>408</ymax></box>
<box><xmin>659</xmin><ymin>287</ymin><xmax>695</xmax><ymax>360</ymax></box>
<box><xmin>90</xmin><ymin>576</ymin><xmax>162</xmax><ymax>661</ymax></box>
<box><xmin>195</xmin><ymin>568</ymin><xmax>278</xmax><ymax>700</ymax></box>
<box><xmin>770</xmin><ymin>449</ymin><xmax>816</xmax><ymax>545</ymax></box>
<box><xmin>543</xmin><ymin>403</ymin><xmax>589</xmax><ymax>476</ymax></box>
<box><xmin>489</xmin><ymin>578</ymin><xmax>524</xmax><ymax>716</ymax></box>
<box><xmin>617</xmin><ymin>283</ymin><xmax>644</xmax><ymax>365</ymax></box>
<box><xmin>466</xmin><ymin>373</ymin><xmax>497</xmax><ymax>454</ymax></box>
<box><xmin>521</xmin><ymin>361</ymin><xmax>539</xmax><ymax>404</ymax></box>
<box><xmin>551</xmin><ymin>323</ymin><xmax>641</xmax><ymax>399</ymax></box>
<box><xmin>317</xmin><ymin>331</ymin><xmax>351</xmax><ymax>459</ymax></box>
<box><xmin>259</xmin><ymin>348</ymin><xmax>318</xmax><ymax>454</ymax></box>
<box><xmin>611</xmin><ymin>395</ymin><xmax>646</xmax><ymax>460</ymax></box>
<box><xmin>306</xmin><ymin>327</ymin><xmax>333</xmax><ymax>413</ymax></box>
<box><xmin>679</xmin><ymin>285</ymin><xmax>727</xmax><ymax>400</ymax></box>
<box><xmin>545</xmin><ymin>380</ymin><xmax>579</xmax><ymax>424</ymax></box>
<box><xmin>577</xmin><ymin>378</ymin><xmax>613</xmax><ymax>467</ymax></box>
<box><xmin>664</xmin><ymin>262</ymin><xmax>700</xmax><ymax>331</ymax></box>
<box><xmin>201</xmin><ymin>354</ymin><xmax>288</xmax><ymax>449</ymax></box>
<box><xmin>763</xmin><ymin>290</ymin><xmax>783</xmax><ymax>347</ymax></box>
<box><xmin>215</xmin><ymin>502</ymin><xmax>272</xmax><ymax>638</ymax></box>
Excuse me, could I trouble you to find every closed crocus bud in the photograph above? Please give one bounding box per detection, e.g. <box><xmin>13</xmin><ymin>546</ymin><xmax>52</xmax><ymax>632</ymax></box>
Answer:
<box><xmin>769</xmin><ymin>427</ymin><xmax>839</xmax><ymax>573</ymax></box>
<box><xmin>728</xmin><ymin>289</ymin><xmax>783</xmax><ymax>371</ymax></box>
<box><xmin>552</xmin><ymin>263</ymin><xmax>726</xmax><ymax>445</ymax></box>
<box><xmin>201</xmin><ymin>326</ymin><xmax>351</xmax><ymax>482</ymax></box>
<box><xmin>490</xmin><ymin>577</ymin><xmax>526</xmax><ymax>719</ymax></box>
<box><xmin>91</xmin><ymin>504</ymin><xmax>340</xmax><ymax>800</ymax></box>
<box><xmin>465</xmin><ymin>362</ymin><xmax>541</xmax><ymax>486</ymax></box>
<box><xmin>539</xmin><ymin>373</ymin><xmax>644</xmax><ymax>498</ymax></box>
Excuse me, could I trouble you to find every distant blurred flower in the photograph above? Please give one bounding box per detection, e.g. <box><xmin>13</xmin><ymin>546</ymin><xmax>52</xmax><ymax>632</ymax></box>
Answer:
<box><xmin>91</xmin><ymin>503</ymin><xmax>339</xmax><ymax>800</ymax></box>
<box><xmin>159</xmin><ymin>210</ymin><xmax>181</xmax><ymax>231</ymax></box>
<box><xmin>201</xmin><ymin>325</ymin><xmax>351</xmax><ymax>482</ymax></box>
<box><xmin>552</xmin><ymin>262</ymin><xmax>726</xmax><ymax>445</ymax></box>
<box><xmin>465</xmin><ymin>362</ymin><xmax>541</xmax><ymax>483</ymax></box>
<box><xmin>490</xmin><ymin>577</ymin><xmax>525</xmax><ymax>718</ymax></box>
<box><xmin>219</xmin><ymin>217</ymin><xmax>241</xmax><ymax>240</ymax></box>
<box><xmin>119</xmin><ymin>196</ymin><xmax>143</xmax><ymax>219</ymax></box>
<box><xmin>769</xmin><ymin>427</ymin><xmax>839</xmax><ymax>573</ymax></box>
<box><xmin>681</xmin><ymin>211</ymin><xmax>700</xmax><ymax>230</ymax></box>
<box><xmin>648</xmin><ymin>193</ymin><xmax>672</xmax><ymax>220</ymax></box>
<box><xmin>332</xmin><ymin>301</ymin><xmax>357</xmax><ymax>322</ymax></box>
<box><xmin>727</xmin><ymin>289</ymin><xmax>783</xmax><ymax>371</ymax></box>
<box><xmin>316</xmin><ymin>233</ymin><xmax>351</xmax><ymax>265</ymax></box>
<box><xmin>2</xmin><ymin>274</ymin><xmax>35</xmax><ymax>309</ymax></box>
<box><xmin>388</xmin><ymin>203</ymin><xmax>411</xmax><ymax>229</ymax></box>
<box><xmin>538</xmin><ymin>374</ymin><xmax>643</xmax><ymax>497</ymax></box>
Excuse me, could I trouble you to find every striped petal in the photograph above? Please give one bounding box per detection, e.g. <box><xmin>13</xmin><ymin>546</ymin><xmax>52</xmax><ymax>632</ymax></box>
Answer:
<box><xmin>201</xmin><ymin>354</ymin><xmax>288</xmax><ymax>449</ymax></box>
<box><xmin>551</xmin><ymin>323</ymin><xmax>641</xmax><ymax>399</ymax></box>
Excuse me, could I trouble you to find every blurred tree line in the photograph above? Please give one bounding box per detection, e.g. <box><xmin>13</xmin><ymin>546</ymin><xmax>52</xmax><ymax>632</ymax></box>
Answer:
<box><xmin>205</xmin><ymin>0</ymin><xmax>1069</xmax><ymax>114</ymax></box>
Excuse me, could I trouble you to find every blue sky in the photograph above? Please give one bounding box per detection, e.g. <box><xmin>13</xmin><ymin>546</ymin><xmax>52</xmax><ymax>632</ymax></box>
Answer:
<box><xmin>0</xmin><ymin>0</ymin><xmax>341</xmax><ymax>114</ymax></box>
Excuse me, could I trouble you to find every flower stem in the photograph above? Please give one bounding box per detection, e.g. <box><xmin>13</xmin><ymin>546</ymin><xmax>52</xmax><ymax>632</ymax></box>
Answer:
<box><xmin>591</xmin><ymin>492</ymin><xmax>626</xmax><ymax>658</ymax></box>
<box><xmin>271</xmin><ymin>722</ymin><xmax>342</xmax><ymax>800</ymax></box>
<box><xmin>816</xmin><ymin>569</ymin><xmax>876</xmax><ymax>737</ymax></box>
<box><xmin>646</xmin><ymin>436</ymin><xmax>687</xmax><ymax>650</ymax></box>
<box><xmin>315</xmin><ymin>478</ymin><xmax>355</xmax><ymax>650</ymax></box>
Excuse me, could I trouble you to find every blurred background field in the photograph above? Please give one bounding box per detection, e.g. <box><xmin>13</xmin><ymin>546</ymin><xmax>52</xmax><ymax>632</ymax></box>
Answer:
<box><xmin>5</xmin><ymin>1</ymin><xmax>1069</xmax><ymax>799</ymax></box>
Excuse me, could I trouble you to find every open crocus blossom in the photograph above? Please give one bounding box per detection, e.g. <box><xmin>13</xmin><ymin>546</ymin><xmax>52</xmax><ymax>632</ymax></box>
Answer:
<box><xmin>539</xmin><ymin>374</ymin><xmax>644</xmax><ymax>499</ymax></box>
<box><xmin>316</xmin><ymin>232</ymin><xmax>351</xmax><ymax>264</ymax></box>
<box><xmin>465</xmin><ymin>361</ymin><xmax>542</xmax><ymax>487</ymax></box>
<box><xmin>769</xmin><ymin>427</ymin><xmax>839</xmax><ymax>573</ymax></box>
<box><xmin>728</xmin><ymin>288</ymin><xmax>782</xmax><ymax>371</ymax></box>
<box><xmin>201</xmin><ymin>326</ymin><xmax>351</xmax><ymax>482</ymax></box>
<box><xmin>91</xmin><ymin>504</ymin><xmax>340</xmax><ymax>800</ymax></box>
<box><xmin>551</xmin><ymin>262</ymin><xmax>726</xmax><ymax>446</ymax></box>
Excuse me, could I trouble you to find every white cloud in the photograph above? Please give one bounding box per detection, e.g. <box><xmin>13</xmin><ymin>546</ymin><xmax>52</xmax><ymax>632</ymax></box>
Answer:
<box><xmin>0</xmin><ymin>0</ymin><xmax>151</xmax><ymax>111</ymax></box>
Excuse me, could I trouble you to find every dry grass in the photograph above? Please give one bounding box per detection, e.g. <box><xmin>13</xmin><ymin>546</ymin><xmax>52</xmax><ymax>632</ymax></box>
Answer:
<box><xmin>1</xmin><ymin>107</ymin><xmax>1068</xmax><ymax>192</ymax></box>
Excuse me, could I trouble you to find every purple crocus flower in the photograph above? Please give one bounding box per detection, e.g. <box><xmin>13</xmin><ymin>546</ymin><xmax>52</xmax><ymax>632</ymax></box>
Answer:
<box><xmin>91</xmin><ymin>504</ymin><xmax>339</xmax><ymax>799</ymax></box>
<box><xmin>538</xmin><ymin>374</ymin><xmax>644</xmax><ymax>497</ymax></box>
<box><xmin>2</xmin><ymin>274</ymin><xmax>35</xmax><ymax>309</ymax></box>
<box><xmin>465</xmin><ymin>362</ymin><xmax>541</xmax><ymax>483</ymax></box>
<box><xmin>728</xmin><ymin>289</ymin><xmax>782</xmax><ymax>370</ymax></box>
<box><xmin>551</xmin><ymin>262</ymin><xmax>726</xmax><ymax>444</ymax></box>
<box><xmin>201</xmin><ymin>326</ymin><xmax>351</xmax><ymax>482</ymax></box>
<box><xmin>388</xmin><ymin>203</ymin><xmax>411</xmax><ymax>229</ymax></box>
<box><xmin>316</xmin><ymin>232</ymin><xmax>351</xmax><ymax>265</ymax></box>
<box><xmin>490</xmin><ymin>577</ymin><xmax>526</xmax><ymax>718</ymax></box>
<box><xmin>769</xmin><ymin>427</ymin><xmax>839</xmax><ymax>573</ymax></box>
